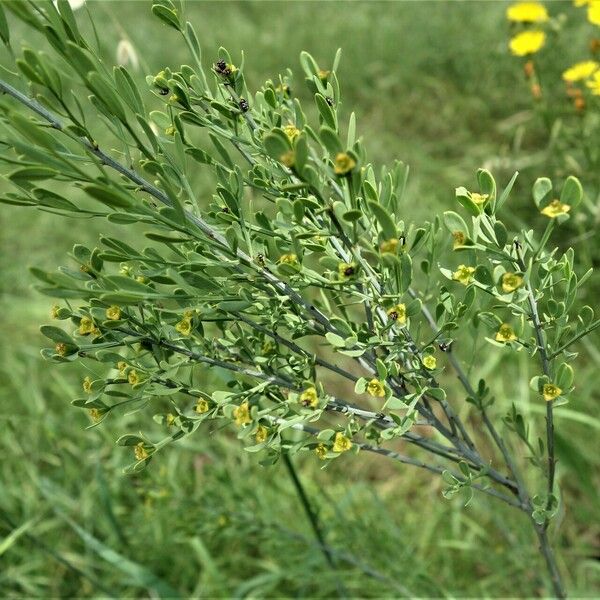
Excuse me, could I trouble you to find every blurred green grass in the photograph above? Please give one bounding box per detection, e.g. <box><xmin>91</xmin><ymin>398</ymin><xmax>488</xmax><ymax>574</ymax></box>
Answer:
<box><xmin>1</xmin><ymin>1</ymin><xmax>599</xmax><ymax>597</ymax></box>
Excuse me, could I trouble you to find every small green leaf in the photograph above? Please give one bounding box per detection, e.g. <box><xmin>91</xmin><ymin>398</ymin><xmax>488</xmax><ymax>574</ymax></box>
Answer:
<box><xmin>368</xmin><ymin>201</ymin><xmax>397</xmax><ymax>239</ymax></box>
<box><xmin>560</xmin><ymin>176</ymin><xmax>583</xmax><ymax>209</ymax></box>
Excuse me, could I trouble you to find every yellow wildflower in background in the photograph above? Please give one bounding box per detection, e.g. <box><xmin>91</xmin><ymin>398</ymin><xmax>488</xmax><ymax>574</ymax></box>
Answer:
<box><xmin>117</xmin><ymin>361</ymin><xmax>127</xmax><ymax>376</ymax></box>
<box><xmin>387</xmin><ymin>303</ymin><xmax>406</xmax><ymax>324</ymax></box>
<box><xmin>332</xmin><ymin>432</ymin><xmax>352</xmax><ymax>453</ymax></box>
<box><xmin>423</xmin><ymin>355</ymin><xmax>437</xmax><ymax>370</ymax></box>
<box><xmin>543</xmin><ymin>383</ymin><xmax>562</xmax><ymax>401</ymax></box>
<box><xmin>51</xmin><ymin>304</ymin><xmax>60</xmax><ymax>319</ymax></box>
<box><xmin>452</xmin><ymin>265</ymin><xmax>475</xmax><ymax>286</ymax></box>
<box><xmin>496</xmin><ymin>324</ymin><xmax>518</xmax><ymax>343</ymax></box>
<box><xmin>106</xmin><ymin>305</ymin><xmax>121</xmax><ymax>320</ymax></box>
<box><xmin>502</xmin><ymin>272</ymin><xmax>523</xmax><ymax>293</ymax></box>
<box><xmin>589</xmin><ymin>1</ymin><xmax>600</xmax><ymax>25</ymax></box>
<box><xmin>195</xmin><ymin>399</ymin><xmax>209</xmax><ymax>414</ymax></box>
<box><xmin>540</xmin><ymin>199</ymin><xmax>570</xmax><ymax>218</ymax></box>
<box><xmin>334</xmin><ymin>152</ymin><xmax>356</xmax><ymax>175</ymax></box>
<box><xmin>83</xmin><ymin>376</ymin><xmax>92</xmax><ymax>393</ymax></box>
<box><xmin>255</xmin><ymin>425</ymin><xmax>268</xmax><ymax>444</ymax></box>
<box><xmin>300</xmin><ymin>386</ymin><xmax>319</xmax><ymax>408</ymax></box>
<box><xmin>509</xmin><ymin>30</ymin><xmax>546</xmax><ymax>56</ymax></box>
<box><xmin>367</xmin><ymin>378</ymin><xmax>386</xmax><ymax>398</ymax></box>
<box><xmin>562</xmin><ymin>60</ymin><xmax>599</xmax><ymax>82</ymax></box>
<box><xmin>233</xmin><ymin>401</ymin><xmax>252</xmax><ymax>426</ymax></box>
<box><xmin>586</xmin><ymin>71</ymin><xmax>600</xmax><ymax>94</ymax></box>
<box><xmin>379</xmin><ymin>238</ymin><xmax>399</xmax><ymax>254</ymax></box>
<box><xmin>506</xmin><ymin>2</ymin><xmax>549</xmax><ymax>22</ymax></box>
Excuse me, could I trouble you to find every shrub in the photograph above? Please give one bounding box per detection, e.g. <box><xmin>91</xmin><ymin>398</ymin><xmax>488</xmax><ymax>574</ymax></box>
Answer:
<box><xmin>1</xmin><ymin>1</ymin><xmax>598</xmax><ymax>597</ymax></box>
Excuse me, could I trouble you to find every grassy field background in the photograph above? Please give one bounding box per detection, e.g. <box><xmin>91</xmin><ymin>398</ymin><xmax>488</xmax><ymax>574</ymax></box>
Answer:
<box><xmin>0</xmin><ymin>1</ymin><xmax>599</xmax><ymax>597</ymax></box>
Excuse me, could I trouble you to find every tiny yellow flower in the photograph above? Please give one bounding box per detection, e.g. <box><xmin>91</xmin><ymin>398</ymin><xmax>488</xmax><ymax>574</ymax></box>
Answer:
<box><xmin>318</xmin><ymin>69</ymin><xmax>331</xmax><ymax>81</ymax></box>
<box><xmin>542</xmin><ymin>383</ymin><xmax>562</xmax><ymax>402</ymax></box>
<box><xmin>255</xmin><ymin>425</ymin><xmax>268</xmax><ymax>443</ymax></box>
<box><xmin>496</xmin><ymin>323</ymin><xmax>518</xmax><ymax>343</ymax></box>
<box><xmin>136</xmin><ymin>276</ymin><xmax>147</xmax><ymax>284</ymax></box>
<box><xmin>387</xmin><ymin>303</ymin><xmax>406</xmax><ymax>325</ymax></box>
<box><xmin>589</xmin><ymin>1</ymin><xmax>600</xmax><ymax>25</ymax></box>
<box><xmin>502</xmin><ymin>272</ymin><xmax>524</xmax><ymax>293</ymax></box>
<box><xmin>423</xmin><ymin>355</ymin><xmax>437</xmax><ymax>370</ymax></box>
<box><xmin>165</xmin><ymin>125</ymin><xmax>176</xmax><ymax>136</ymax></box>
<box><xmin>89</xmin><ymin>408</ymin><xmax>102</xmax><ymax>423</ymax></box>
<box><xmin>106</xmin><ymin>305</ymin><xmax>121</xmax><ymax>320</ymax></box>
<box><xmin>278</xmin><ymin>253</ymin><xmax>298</xmax><ymax>266</ymax></box>
<box><xmin>334</xmin><ymin>152</ymin><xmax>356</xmax><ymax>175</ymax></box>
<box><xmin>300</xmin><ymin>386</ymin><xmax>319</xmax><ymax>408</ymax></box>
<box><xmin>367</xmin><ymin>378</ymin><xmax>386</xmax><ymax>398</ymax></box>
<box><xmin>117</xmin><ymin>361</ymin><xmax>127</xmax><ymax>376</ymax></box>
<box><xmin>332</xmin><ymin>432</ymin><xmax>352</xmax><ymax>453</ymax></box>
<box><xmin>469</xmin><ymin>192</ymin><xmax>489</xmax><ymax>206</ymax></box>
<box><xmin>540</xmin><ymin>199</ymin><xmax>570</xmax><ymax>218</ymax></box>
<box><xmin>562</xmin><ymin>60</ymin><xmax>599</xmax><ymax>82</ymax></box>
<box><xmin>128</xmin><ymin>369</ymin><xmax>140</xmax><ymax>385</ymax></box>
<box><xmin>55</xmin><ymin>343</ymin><xmax>67</xmax><ymax>356</ymax></box>
<box><xmin>586</xmin><ymin>71</ymin><xmax>600</xmax><ymax>95</ymax></box>
<box><xmin>452</xmin><ymin>265</ymin><xmax>476</xmax><ymax>286</ymax></box>
<box><xmin>506</xmin><ymin>2</ymin><xmax>549</xmax><ymax>22</ymax></box>
<box><xmin>279</xmin><ymin>150</ymin><xmax>295</xmax><ymax>168</ymax></box>
<box><xmin>452</xmin><ymin>231</ymin><xmax>466</xmax><ymax>249</ymax></box>
<box><xmin>509</xmin><ymin>30</ymin><xmax>546</xmax><ymax>56</ymax></box>
<box><xmin>195</xmin><ymin>399</ymin><xmax>210</xmax><ymax>414</ymax></box>
<box><xmin>338</xmin><ymin>262</ymin><xmax>357</xmax><ymax>279</ymax></box>
<box><xmin>233</xmin><ymin>401</ymin><xmax>252</xmax><ymax>426</ymax></box>
<box><xmin>83</xmin><ymin>376</ymin><xmax>93</xmax><ymax>394</ymax></box>
<box><xmin>175</xmin><ymin>317</ymin><xmax>192</xmax><ymax>336</ymax></box>
<box><xmin>51</xmin><ymin>304</ymin><xmax>60</xmax><ymax>319</ymax></box>
<box><xmin>134</xmin><ymin>442</ymin><xmax>149</xmax><ymax>461</ymax></box>
<box><xmin>283</xmin><ymin>124</ymin><xmax>300</xmax><ymax>141</ymax></box>
<box><xmin>315</xmin><ymin>443</ymin><xmax>328</xmax><ymax>460</ymax></box>
<box><xmin>166</xmin><ymin>413</ymin><xmax>176</xmax><ymax>427</ymax></box>
<box><xmin>379</xmin><ymin>238</ymin><xmax>399</xmax><ymax>254</ymax></box>
<box><xmin>78</xmin><ymin>316</ymin><xmax>94</xmax><ymax>335</ymax></box>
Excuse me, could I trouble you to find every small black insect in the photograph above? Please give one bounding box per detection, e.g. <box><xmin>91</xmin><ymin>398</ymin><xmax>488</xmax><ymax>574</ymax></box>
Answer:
<box><xmin>344</xmin><ymin>265</ymin><xmax>355</xmax><ymax>277</ymax></box>
<box><xmin>158</xmin><ymin>87</ymin><xmax>169</xmax><ymax>96</ymax></box>
<box><xmin>438</xmin><ymin>341</ymin><xmax>453</xmax><ymax>352</ymax></box>
<box><xmin>239</xmin><ymin>97</ymin><xmax>249</xmax><ymax>112</ymax></box>
<box><xmin>325</xmin><ymin>95</ymin><xmax>334</xmax><ymax>107</ymax></box>
<box><xmin>214</xmin><ymin>59</ymin><xmax>230</xmax><ymax>76</ymax></box>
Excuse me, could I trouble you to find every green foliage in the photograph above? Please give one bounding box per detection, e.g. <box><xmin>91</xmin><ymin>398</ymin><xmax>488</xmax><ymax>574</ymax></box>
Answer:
<box><xmin>0</xmin><ymin>2</ymin><xmax>599</xmax><ymax>598</ymax></box>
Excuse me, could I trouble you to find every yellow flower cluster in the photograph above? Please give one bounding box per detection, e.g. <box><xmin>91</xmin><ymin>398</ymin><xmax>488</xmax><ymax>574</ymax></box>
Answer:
<box><xmin>542</xmin><ymin>383</ymin><xmax>562</xmax><ymax>402</ymax></box>
<box><xmin>386</xmin><ymin>303</ymin><xmax>406</xmax><ymax>325</ymax></box>
<box><xmin>233</xmin><ymin>401</ymin><xmax>252</xmax><ymax>426</ymax></box>
<box><xmin>496</xmin><ymin>324</ymin><xmax>518</xmax><ymax>343</ymax></box>
<box><xmin>300</xmin><ymin>386</ymin><xmax>319</xmax><ymax>408</ymax></box>
<box><xmin>540</xmin><ymin>199</ymin><xmax>570</xmax><ymax>218</ymax></box>
<box><xmin>367</xmin><ymin>378</ymin><xmax>386</xmax><ymax>398</ymax></box>
<box><xmin>452</xmin><ymin>265</ymin><xmax>475</xmax><ymax>286</ymax></box>
<box><xmin>334</xmin><ymin>152</ymin><xmax>356</xmax><ymax>176</ymax></box>
<box><xmin>379</xmin><ymin>238</ymin><xmax>399</xmax><ymax>254</ymax></box>
<box><xmin>562</xmin><ymin>60</ymin><xmax>599</xmax><ymax>82</ymax></box>
<box><xmin>332</xmin><ymin>432</ymin><xmax>352</xmax><ymax>453</ymax></box>
<box><xmin>422</xmin><ymin>355</ymin><xmax>437</xmax><ymax>370</ymax></box>
<box><xmin>501</xmin><ymin>272</ymin><xmax>523</xmax><ymax>293</ymax></box>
